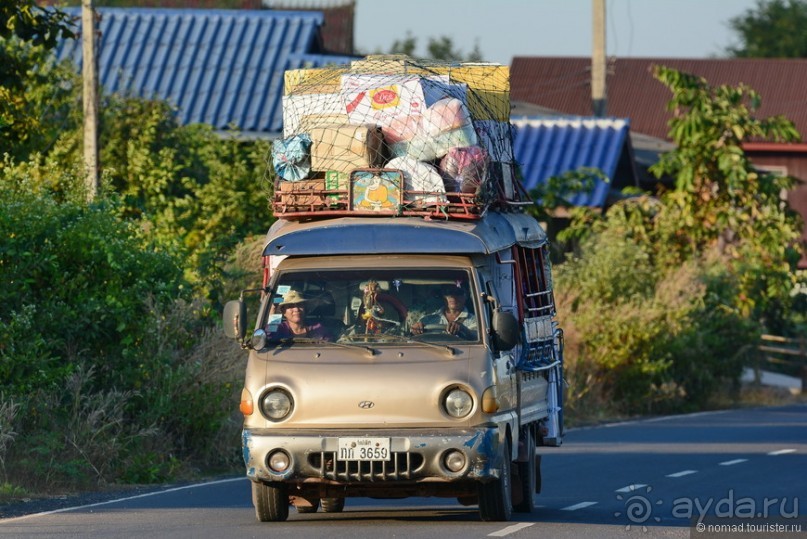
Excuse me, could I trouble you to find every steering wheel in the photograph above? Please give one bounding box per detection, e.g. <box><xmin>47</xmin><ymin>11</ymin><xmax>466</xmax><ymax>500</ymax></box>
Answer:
<box><xmin>415</xmin><ymin>323</ymin><xmax>464</xmax><ymax>340</ymax></box>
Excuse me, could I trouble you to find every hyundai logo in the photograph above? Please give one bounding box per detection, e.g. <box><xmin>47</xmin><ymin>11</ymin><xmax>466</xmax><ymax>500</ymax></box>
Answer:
<box><xmin>358</xmin><ymin>401</ymin><xmax>375</xmax><ymax>409</ymax></box>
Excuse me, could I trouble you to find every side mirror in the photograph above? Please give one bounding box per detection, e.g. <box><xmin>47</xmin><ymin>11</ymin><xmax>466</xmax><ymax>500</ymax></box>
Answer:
<box><xmin>223</xmin><ymin>300</ymin><xmax>247</xmax><ymax>340</ymax></box>
<box><xmin>492</xmin><ymin>310</ymin><xmax>520</xmax><ymax>351</ymax></box>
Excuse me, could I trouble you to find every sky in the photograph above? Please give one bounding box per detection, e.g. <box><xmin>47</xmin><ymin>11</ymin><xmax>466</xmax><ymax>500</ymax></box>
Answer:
<box><xmin>354</xmin><ymin>0</ymin><xmax>762</xmax><ymax>64</ymax></box>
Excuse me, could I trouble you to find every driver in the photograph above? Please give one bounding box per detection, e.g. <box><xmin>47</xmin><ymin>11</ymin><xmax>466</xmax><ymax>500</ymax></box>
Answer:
<box><xmin>411</xmin><ymin>286</ymin><xmax>477</xmax><ymax>339</ymax></box>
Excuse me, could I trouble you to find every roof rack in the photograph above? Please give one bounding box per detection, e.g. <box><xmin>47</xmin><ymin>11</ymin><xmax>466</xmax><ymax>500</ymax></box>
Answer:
<box><xmin>270</xmin><ymin>55</ymin><xmax>532</xmax><ymax>221</ymax></box>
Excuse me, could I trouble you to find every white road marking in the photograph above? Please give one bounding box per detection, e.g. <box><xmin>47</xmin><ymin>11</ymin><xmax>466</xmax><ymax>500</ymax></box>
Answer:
<box><xmin>768</xmin><ymin>449</ymin><xmax>797</xmax><ymax>456</ymax></box>
<box><xmin>615</xmin><ymin>484</ymin><xmax>647</xmax><ymax>493</ymax></box>
<box><xmin>666</xmin><ymin>470</ymin><xmax>697</xmax><ymax>478</ymax></box>
<box><xmin>488</xmin><ymin>522</ymin><xmax>535</xmax><ymax>536</ymax></box>
<box><xmin>719</xmin><ymin>459</ymin><xmax>748</xmax><ymax>466</ymax></box>
<box><xmin>0</xmin><ymin>477</ymin><xmax>246</xmax><ymax>523</ymax></box>
<box><xmin>591</xmin><ymin>409</ymin><xmax>729</xmax><ymax>430</ymax></box>
<box><xmin>561</xmin><ymin>501</ymin><xmax>598</xmax><ymax>511</ymax></box>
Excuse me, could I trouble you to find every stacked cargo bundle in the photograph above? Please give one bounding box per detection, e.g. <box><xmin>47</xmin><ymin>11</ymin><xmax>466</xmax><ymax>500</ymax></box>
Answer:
<box><xmin>271</xmin><ymin>55</ymin><xmax>528</xmax><ymax>219</ymax></box>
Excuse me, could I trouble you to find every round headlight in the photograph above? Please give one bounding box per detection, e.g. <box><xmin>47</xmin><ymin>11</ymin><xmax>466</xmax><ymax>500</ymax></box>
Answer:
<box><xmin>260</xmin><ymin>388</ymin><xmax>293</xmax><ymax>421</ymax></box>
<box><xmin>444</xmin><ymin>388</ymin><xmax>473</xmax><ymax>418</ymax></box>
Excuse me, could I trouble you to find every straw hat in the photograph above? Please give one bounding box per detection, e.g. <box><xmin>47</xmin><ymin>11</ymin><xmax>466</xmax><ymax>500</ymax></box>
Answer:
<box><xmin>279</xmin><ymin>289</ymin><xmax>308</xmax><ymax>307</ymax></box>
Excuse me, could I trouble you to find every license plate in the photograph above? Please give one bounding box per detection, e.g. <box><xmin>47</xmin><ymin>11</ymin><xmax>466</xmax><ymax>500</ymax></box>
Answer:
<box><xmin>337</xmin><ymin>437</ymin><xmax>391</xmax><ymax>461</ymax></box>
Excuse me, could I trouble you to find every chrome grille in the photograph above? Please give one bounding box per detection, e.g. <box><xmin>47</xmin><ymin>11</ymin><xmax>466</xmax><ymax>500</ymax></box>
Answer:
<box><xmin>308</xmin><ymin>451</ymin><xmax>424</xmax><ymax>481</ymax></box>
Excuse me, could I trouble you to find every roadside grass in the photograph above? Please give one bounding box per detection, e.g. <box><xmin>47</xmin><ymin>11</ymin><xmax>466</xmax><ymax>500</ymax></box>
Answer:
<box><xmin>567</xmin><ymin>381</ymin><xmax>806</xmax><ymax>429</ymax></box>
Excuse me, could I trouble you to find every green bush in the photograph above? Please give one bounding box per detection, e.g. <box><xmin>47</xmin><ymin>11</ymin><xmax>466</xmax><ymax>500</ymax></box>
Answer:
<box><xmin>0</xmin><ymin>182</ymin><xmax>244</xmax><ymax>490</ymax></box>
<box><xmin>557</xmin><ymin>224</ymin><xmax>753</xmax><ymax>417</ymax></box>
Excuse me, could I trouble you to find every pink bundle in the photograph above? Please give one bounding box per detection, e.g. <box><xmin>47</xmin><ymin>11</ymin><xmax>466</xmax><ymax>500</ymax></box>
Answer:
<box><xmin>439</xmin><ymin>146</ymin><xmax>489</xmax><ymax>193</ymax></box>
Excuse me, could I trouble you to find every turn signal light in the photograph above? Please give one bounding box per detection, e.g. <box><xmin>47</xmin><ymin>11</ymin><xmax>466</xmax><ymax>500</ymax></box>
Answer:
<box><xmin>240</xmin><ymin>388</ymin><xmax>254</xmax><ymax>416</ymax></box>
<box><xmin>481</xmin><ymin>386</ymin><xmax>499</xmax><ymax>413</ymax></box>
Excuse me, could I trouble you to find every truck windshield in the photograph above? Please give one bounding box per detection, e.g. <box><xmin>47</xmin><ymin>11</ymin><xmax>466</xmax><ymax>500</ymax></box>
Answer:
<box><xmin>264</xmin><ymin>269</ymin><xmax>479</xmax><ymax>344</ymax></box>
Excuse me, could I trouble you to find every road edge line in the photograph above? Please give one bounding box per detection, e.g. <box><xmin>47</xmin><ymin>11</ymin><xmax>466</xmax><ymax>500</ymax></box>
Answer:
<box><xmin>0</xmin><ymin>476</ymin><xmax>246</xmax><ymax>523</ymax></box>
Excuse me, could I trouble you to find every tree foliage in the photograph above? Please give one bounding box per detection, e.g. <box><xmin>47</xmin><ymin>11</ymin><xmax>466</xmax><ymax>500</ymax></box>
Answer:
<box><xmin>553</xmin><ymin>66</ymin><xmax>804</xmax><ymax>416</ymax></box>
<box><xmin>649</xmin><ymin>64</ymin><xmax>802</xmax><ymax>325</ymax></box>
<box><xmin>727</xmin><ymin>0</ymin><xmax>807</xmax><ymax>58</ymax></box>
<box><xmin>1</xmin><ymin>5</ymin><xmax>77</xmax><ymax>159</ymax></box>
<box><xmin>0</xmin><ymin>26</ymin><xmax>268</xmax><ymax>490</ymax></box>
<box><xmin>11</xmin><ymin>87</ymin><xmax>273</xmax><ymax>300</ymax></box>
<box><xmin>387</xmin><ymin>32</ymin><xmax>483</xmax><ymax>62</ymax></box>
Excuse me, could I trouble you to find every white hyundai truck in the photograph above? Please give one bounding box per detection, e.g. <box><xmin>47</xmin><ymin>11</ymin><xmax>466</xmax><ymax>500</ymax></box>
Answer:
<box><xmin>222</xmin><ymin>56</ymin><xmax>565</xmax><ymax>522</ymax></box>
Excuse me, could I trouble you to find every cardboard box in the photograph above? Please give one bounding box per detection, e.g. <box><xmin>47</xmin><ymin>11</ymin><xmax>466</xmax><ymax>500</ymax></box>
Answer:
<box><xmin>324</xmin><ymin>170</ymin><xmax>349</xmax><ymax>203</ymax></box>
<box><xmin>283</xmin><ymin>59</ymin><xmax>511</xmax><ymax>121</ymax></box>
<box><xmin>282</xmin><ymin>93</ymin><xmax>345</xmax><ymax>137</ymax></box>
<box><xmin>340</xmin><ymin>74</ymin><xmax>467</xmax><ymax>139</ymax></box>
<box><xmin>310</xmin><ymin>124</ymin><xmax>384</xmax><ymax>174</ymax></box>
<box><xmin>284</xmin><ymin>68</ymin><xmax>343</xmax><ymax>96</ymax></box>
<box><xmin>277</xmin><ymin>179</ymin><xmax>327</xmax><ymax>208</ymax></box>
<box><xmin>433</xmin><ymin>64</ymin><xmax>511</xmax><ymax>121</ymax></box>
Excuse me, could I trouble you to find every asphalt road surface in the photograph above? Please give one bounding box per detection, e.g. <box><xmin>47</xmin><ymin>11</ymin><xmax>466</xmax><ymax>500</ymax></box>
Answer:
<box><xmin>2</xmin><ymin>404</ymin><xmax>805</xmax><ymax>538</ymax></box>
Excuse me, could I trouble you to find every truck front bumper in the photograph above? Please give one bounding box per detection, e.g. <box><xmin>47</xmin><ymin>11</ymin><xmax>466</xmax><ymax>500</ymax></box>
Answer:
<box><xmin>243</xmin><ymin>427</ymin><xmax>503</xmax><ymax>488</ymax></box>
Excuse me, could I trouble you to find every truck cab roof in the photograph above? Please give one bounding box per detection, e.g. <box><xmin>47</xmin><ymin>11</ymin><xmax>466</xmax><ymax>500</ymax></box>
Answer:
<box><xmin>263</xmin><ymin>211</ymin><xmax>547</xmax><ymax>256</ymax></box>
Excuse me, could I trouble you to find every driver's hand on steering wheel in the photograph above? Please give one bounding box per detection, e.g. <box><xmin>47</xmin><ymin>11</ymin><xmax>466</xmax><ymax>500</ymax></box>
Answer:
<box><xmin>411</xmin><ymin>321</ymin><xmax>424</xmax><ymax>335</ymax></box>
<box><xmin>446</xmin><ymin>320</ymin><xmax>463</xmax><ymax>336</ymax></box>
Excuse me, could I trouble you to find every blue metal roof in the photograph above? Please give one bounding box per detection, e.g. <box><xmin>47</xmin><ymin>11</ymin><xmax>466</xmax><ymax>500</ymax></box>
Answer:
<box><xmin>55</xmin><ymin>8</ymin><xmax>355</xmax><ymax>135</ymax></box>
<box><xmin>511</xmin><ymin>116</ymin><xmax>633</xmax><ymax>208</ymax></box>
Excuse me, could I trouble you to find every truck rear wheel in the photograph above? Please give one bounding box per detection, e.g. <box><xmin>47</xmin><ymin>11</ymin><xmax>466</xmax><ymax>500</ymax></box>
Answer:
<box><xmin>513</xmin><ymin>428</ymin><xmax>536</xmax><ymax>513</ymax></box>
<box><xmin>252</xmin><ymin>481</ymin><xmax>289</xmax><ymax>522</ymax></box>
<box><xmin>477</xmin><ymin>438</ymin><xmax>513</xmax><ymax>521</ymax></box>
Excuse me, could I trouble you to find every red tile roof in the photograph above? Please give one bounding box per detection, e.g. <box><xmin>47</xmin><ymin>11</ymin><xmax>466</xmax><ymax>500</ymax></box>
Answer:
<box><xmin>510</xmin><ymin>57</ymin><xmax>807</xmax><ymax>142</ymax></box>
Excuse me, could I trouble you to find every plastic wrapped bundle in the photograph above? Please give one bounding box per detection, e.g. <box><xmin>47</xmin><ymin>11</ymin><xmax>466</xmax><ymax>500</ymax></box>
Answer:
<box><xmin>440</xmin><ymin>146</ymin><xmax>489</xmax><ymax>194</ymax></box>
<box><xmin>273</xmin><ymin>134</ymin><xmax>312</xmax><ymax>181</ymax></box>
<box><xmin>388</xmin><ymin>156</ymin><xmax>447</xmax><ymax>206</ymax></box>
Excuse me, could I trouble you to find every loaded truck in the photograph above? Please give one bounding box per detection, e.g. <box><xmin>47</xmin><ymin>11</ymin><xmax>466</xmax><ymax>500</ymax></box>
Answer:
<box><xmin>222</xmin><ymin>56</ymin><xmax>564</xmax><ymax>522</ymax></box>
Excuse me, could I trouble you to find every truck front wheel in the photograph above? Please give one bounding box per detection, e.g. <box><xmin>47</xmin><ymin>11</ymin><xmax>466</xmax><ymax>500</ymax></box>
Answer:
<box><xmin>477</xmin><ymin>438</ymin><xmax>513</xmax><ymax>521</ymax></box>
<box><xmin>252</xmin><ymin>481</ymin><xmax>289</xmax><ymax>522</ymax></box>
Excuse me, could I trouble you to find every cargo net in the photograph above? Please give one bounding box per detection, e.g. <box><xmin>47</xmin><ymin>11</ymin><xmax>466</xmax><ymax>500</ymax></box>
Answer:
<box><xmin>270</xmin><ymin>55</ymin><xmax>530</xmax><ymax>219</ymax></box>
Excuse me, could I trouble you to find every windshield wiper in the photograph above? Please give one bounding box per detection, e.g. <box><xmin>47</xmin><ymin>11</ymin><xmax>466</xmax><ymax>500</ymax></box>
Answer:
<box><xmin>270</xmin><ymin>337</ymin><xmax>377</xmax><ymax>357</ymax></box>
<box><xmin>328</xmin><ymin>339</ymin><xmax>378</xmax><ymax>356</ymax></box>
<box><xmin>381</xmin><ymin>334</ymin><xmax>458</xmax><ymax>356</ymax></box>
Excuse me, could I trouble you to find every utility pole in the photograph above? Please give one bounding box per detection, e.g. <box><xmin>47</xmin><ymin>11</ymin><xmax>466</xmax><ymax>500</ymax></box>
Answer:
<box><xmin>82</xmin><ymin>0</ymin><xmax>99</xmax><ymax>201</ymax></box>
<box><xmin>592</xmin><ymin>0</ymin><xmax>607</xmax><ymax>117</ymax></box>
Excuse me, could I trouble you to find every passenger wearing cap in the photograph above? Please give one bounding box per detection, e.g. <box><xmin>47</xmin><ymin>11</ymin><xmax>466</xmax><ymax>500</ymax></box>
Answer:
<box><xmin>411</xmin><ymin>286</ymin><xmax>477</xmax><ymax>339</ymax></box>
<box><xmin>268</xmin><ymin>289</ymin><xmax>332</xmax><ymax>341</ymax></box>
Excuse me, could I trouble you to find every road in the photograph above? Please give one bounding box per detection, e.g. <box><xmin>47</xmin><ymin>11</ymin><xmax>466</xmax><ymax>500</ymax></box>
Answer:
<box><xmin>2</xmin><ymin>404</ymin><xmax>805</xmax><ymax>538</ymax></box>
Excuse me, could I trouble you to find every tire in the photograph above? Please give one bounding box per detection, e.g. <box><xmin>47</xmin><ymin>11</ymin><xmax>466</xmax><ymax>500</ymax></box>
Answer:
<box><xmin>252</xmin><ymin>481</ymin><xmax>289</xmax><ymax>522</ymax></box>
<box><xmin>535</xmin><ymin>454</ymin><xmax>542</xmax><ymax>494</ymax></box>
<box><xmin>321</xmin><ymin>497</ymin><xmax>345</xmax><ymax>513</ymax></box>
<box><xmin>296</xmin><ymin>498</ymin><xmax>320</xmax><ymax>514</ymax></box>
<box><xmin>477</xmin><ymin>437</ymin><xmax>513</xmax><ymax>522</ymax></box>
<box><xmin>513</xmin><ymin>428</ymin><xmax>536</xmax><ymax>513</ymax></box>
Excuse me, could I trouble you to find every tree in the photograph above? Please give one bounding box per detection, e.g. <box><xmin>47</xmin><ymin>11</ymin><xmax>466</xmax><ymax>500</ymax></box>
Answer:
<box><xmin>649</xmin><ymin>65</ymin><xmax>803</xmax><ymax>326</ymax></box>
<box><xmin>386</xmin><ymin>33</ymin><xmax>484</xmax><ymax>62</ymax></box>
<box><xmin>726</xmin><ymin>0</ymin><xmax>807</xmax><ymax>57</ymax></box>
<box><xmin>551</xmin><ymin>66</ymin><xmax>804</xmax><ymax>416</ymax></box>
<box><xmin>0</xmin><ymin>2</ymin><xmax>76</xmax><ymax>155</ymax></box>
